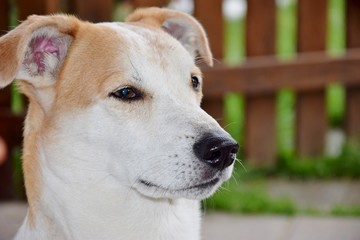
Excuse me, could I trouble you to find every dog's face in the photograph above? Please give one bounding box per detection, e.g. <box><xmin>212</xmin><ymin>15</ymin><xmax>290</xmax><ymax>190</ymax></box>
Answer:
<box><xmin>0</xmin><ymin>8</ymin><xmax>238</xmax><ymax>201</ymax></box>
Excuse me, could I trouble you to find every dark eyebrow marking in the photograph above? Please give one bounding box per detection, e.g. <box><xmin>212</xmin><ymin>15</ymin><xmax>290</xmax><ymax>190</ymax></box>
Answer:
<box><xmin>127</xmin><ymin>55</ymin><xmax>142</xmax><ymax>82</ymax></box>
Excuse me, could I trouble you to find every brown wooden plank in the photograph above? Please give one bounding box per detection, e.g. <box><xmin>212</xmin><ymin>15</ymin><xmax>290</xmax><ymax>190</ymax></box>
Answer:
<box><xmin>246</xmin><ymin>0</ymin><xmax>276</xmax><ymax>56</ymax></box>
<box><xmin>297</xmin><ymin>0</ymin><xmax>327</xmax><ymax>52</ymax></box>
<box><xmin>0</xmin><ymin>87</ymin><xmax>11</xmax><ymax>109</ymax></box>
<box><xmin>346</xmin><ymin>0</ymin><xmax>360</xmax><ymax>49</ymax></box>
<box><xmin>296</xmin><ymin>90</ymin><xmax>326</xmax><ymax>156</ymax></box>
<box><xmin>69</xmin><ymin>0</ymin><xmax>113</xmax><ymax>22</ymax></box>
<box><xmin>243</xmin><ymin>0</ymin><xmax>277</xmax><ymax>166</ymax></box>
<box><xmin>0</xmin><ymin>0</ymin><xmax>9</xmax><ymax>35</ymax></box>
<box><xmin>296</xmin><ymin>0</ymin><xmax>327</xmax><ymax>157</ymax></box>
<box><xmin>346</xmin><ymin>86</ymin><xmax>360</xmax><ymax>139</ymax></box>
<box><xmin>345</xmin><ymin>0</ymin><xmax>360</xmax><ymax>139</ymax></box>
<box><xmin>202</xmin><ymin>50</ymin><xmax>360</xmax><ymax>96</ymax></box>
<box><xmin>245</xmin><ymin>93</ymin><xmax>277</xmax><ymax>166</ymax></box>
<box><xmin>194</xmin><ymin>0</ymin><xmax>223</xmax><ymax>60</ymax></box>
<box><xmin>201</xmin><ymin>97</ymin><xmax>224</xmax><ymax>126</ymax></box>
<box><xmin>18</xmin><ymin>0</ymin><xmax>61</xmax><ymax>20</ymax></box>
<box><xmin>132</xmin><ymin>0</ymin><xmax>169</xmax><ymax>8</ymax></box>
<box><xmin>245</xmin><ymin>95</ymin><xmax>276</xmax><ymax>166</ymax></box>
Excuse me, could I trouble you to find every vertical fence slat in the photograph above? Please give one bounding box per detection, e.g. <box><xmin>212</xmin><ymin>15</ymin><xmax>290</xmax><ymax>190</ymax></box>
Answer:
<box><xmin>296</xmin><ymin>91</ymin><xmax>326</xmax><ymax>156</ymax></box>
<box><xmin>346</xmin><ymin>0</ymin><xmax>360</xmax><ymax>49</ymax></box>
<box><xmin>0</xmin><ymin>0</ymin><xmax>9</xmax><ymax>34</ymax></box>
<box><xmin>69</xmin><ymin>0</ymin><xmax>112</xmax><ymax>22</ymax></box>
<box><xmin>296</xmin><ymin>0</ymin><xmax>327</xmax><ymax>157</ymax></box>
<box><xmin>346</xmin><ymin>86</ymin><xmax>360</xmax><ymax>138</ymax></box>
<box><xmin>132</xmin><ymin>0</ymin><xmax>169</xmax><ymax>8</ymax></box>
<box><xmin>245</xmin><ymin>94</ymin><xmax>276</xmax><ymax>166</ymax></box>
<box><xmin>18</xmin><ymin>0</ymin><xmax>61</xmax><ymax>20</ymax></box>
<box><xmin>195</xmin><ymin>0</ymin><xmax>225</xmax><ymax>126</ymax></box>
<box><xmin>246</xmin><ymin>0</ymin><xmax>276</xmax><ymax>57</ymax></box>
<box><xmin>244</xmin><ymin>0</ymin><xmax>277</xmax><ymax>166</ymax></box>
<box><xmin>194</xmin><ymin>0</ymin><xmax>223</xmax><ymax>60</ymax></box>
<box><xmin>345</xmin><ymin>0</ymin><xmax>360</xmax><ymax>140</ymax></box>
<box><xmin>201</xmin><ymin>97</ymin><xmax>224</xmax><ymax>126</ymax></box>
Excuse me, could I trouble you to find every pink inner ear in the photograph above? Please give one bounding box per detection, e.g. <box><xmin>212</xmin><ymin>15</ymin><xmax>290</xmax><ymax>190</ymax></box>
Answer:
<box><xmin>162</xmin><ymin>21</ymin><xmax>187</xmax><ymax>41</ymax></box>
<box><xmin>29</xmin><ymin>36</ymin><xmax>60</xmax><ymax>73</ymax></box>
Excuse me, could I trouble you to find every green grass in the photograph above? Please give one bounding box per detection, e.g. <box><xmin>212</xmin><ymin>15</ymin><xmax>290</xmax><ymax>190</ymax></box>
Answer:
<box><xmin>331</xmin><ymin>205</ymin><xmax>360</xmax><ymax>217</ymax></box>
<box><xmin>247</xmin><ymin>140</ymin><xmax>360</xmax><ymax>180</ymax></box>
<box><xmin>204</xmin><ymin>176</ymin><xmax>297</xmax><ymax>215</ymax></box>
<box><xmin>204</xmin><ymin>147</ymin><xmax>360</xmax><ymax>216</ymax></box>
<box><xmin>204</xmin><ymin>159</ymin><xmax>360</xmax><ymax>216</ymax></box>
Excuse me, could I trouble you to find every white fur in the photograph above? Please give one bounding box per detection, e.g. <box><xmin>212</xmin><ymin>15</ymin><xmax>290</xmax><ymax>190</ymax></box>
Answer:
<box><xmin>12</xmin><ymin>20</ymin><xmax>235</xmax><ymax>240</ymax></box>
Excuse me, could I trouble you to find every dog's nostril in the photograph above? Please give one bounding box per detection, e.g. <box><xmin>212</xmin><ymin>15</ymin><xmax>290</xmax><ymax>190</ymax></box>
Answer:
<box><xmin>207</xmin><ymin>148</ymin><xmax>222</xmax><ymax>161</ymax></box>
<box><xmin>194</xmin><ymin>134</ymin><xmax>239</xmax><ymax>171</ymax></box>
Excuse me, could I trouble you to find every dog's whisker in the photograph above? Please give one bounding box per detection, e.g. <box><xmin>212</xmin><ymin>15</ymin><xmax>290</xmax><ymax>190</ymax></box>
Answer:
<box><xmin>236</xmin><ymin>158</ymin><xmax>247</xmax><ymax>172</ymax></box>
<box><xmin>230</xmin><ymin>174</ymin><xmax>239</xmax><ymax>186</ymax></box>
<box><xmin>222</xmin><ymin>121</ymin><xmax>238</xmax><ymax>130</ymax></box>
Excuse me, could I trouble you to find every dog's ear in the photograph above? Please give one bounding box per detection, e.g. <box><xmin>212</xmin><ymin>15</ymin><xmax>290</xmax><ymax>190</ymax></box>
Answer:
<box><xmin>0</xmin><ymin>14</ymin><xmax>79</xmax><ymax>89</ymax></box>
<box><xmin>126</xmin><ymin>7</ymin><xmax>213</xmax><ymax>66</ymax></box>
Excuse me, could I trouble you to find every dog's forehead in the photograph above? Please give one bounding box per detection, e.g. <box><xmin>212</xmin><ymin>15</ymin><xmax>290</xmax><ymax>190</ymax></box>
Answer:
<box><xmin>98</xmin><ymin>22</ymin><xmax>195</xmax><ymax>73</ymax></box>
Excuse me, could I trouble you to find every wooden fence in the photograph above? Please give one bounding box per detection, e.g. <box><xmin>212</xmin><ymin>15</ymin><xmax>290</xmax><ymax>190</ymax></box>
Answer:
<box><xmin>0</xmin><ymin>0</ymin><xmax>360</xmax><ymax>199</ymax></box>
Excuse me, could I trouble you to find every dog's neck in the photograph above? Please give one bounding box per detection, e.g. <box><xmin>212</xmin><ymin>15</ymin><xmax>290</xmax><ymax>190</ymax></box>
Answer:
<box><xmin>18</xmin><ymin>155</ymin><xmax>201</xmax><ymax>240</ymax></box>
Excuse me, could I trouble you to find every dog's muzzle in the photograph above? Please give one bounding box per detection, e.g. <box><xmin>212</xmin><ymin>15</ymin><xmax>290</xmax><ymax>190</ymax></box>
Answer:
<box><xmin>193</xmin><ymin>133</ymin><xmax>239</xmax><ymax>171</ymax></box>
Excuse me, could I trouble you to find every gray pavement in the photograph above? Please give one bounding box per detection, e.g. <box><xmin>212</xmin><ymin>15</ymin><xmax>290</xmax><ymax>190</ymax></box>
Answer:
<box><xmin>1</xmin><ymin>202</ymin><xmax>360</xmax><ymax>240</ymax></box>
<box><xmin>266</xmin><ymin>179</ymin><xmax>360</xmax><ymax>211</ymax></box>
<box><xmin>203</xmin><ymin>212</ymin><xmax>360</xmax><ymax>240</ymax></box>
<box><xmin>0</xmin><ymin>202</ymin><xmax>26</xmax><ymax>240</ymax></box>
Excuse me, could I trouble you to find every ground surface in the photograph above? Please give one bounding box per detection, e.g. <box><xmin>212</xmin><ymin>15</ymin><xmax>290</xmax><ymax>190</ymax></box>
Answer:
<box><xmin>1</xmin><ymin>179</ymin><xmax>360</xmax><ymax>240</ymax></box>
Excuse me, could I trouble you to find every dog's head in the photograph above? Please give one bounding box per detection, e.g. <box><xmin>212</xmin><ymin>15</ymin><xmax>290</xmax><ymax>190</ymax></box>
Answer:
<box><xmin>0</xmin><ymin>8</ymin><xmax>238</xmax><ymax>201</ymax></box>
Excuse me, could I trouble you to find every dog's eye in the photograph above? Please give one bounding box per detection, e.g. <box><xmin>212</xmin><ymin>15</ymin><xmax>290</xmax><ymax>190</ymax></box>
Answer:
<box><xmin>191</xmin><ymin>75</ymin><xmax>200</xmax><ymax>91</ymax></box>
<box><xmin>110</xmin><ymin>87</ymin><xmax>142</xmax><ymax>101</ymax></box>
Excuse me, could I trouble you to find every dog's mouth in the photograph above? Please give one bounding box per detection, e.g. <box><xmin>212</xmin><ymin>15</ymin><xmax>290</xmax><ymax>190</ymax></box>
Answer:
<box><xmin>139</xmin><ymin>177</ymin><xmax>220</xmax><ymax>192</ymax></box>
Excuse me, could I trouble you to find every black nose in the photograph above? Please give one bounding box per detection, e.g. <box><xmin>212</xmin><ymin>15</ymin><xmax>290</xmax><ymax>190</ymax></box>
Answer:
<box><xmin>193</xmin><ymin>134</ymin><xmax>239</xmax><ymax>171</ymax></box>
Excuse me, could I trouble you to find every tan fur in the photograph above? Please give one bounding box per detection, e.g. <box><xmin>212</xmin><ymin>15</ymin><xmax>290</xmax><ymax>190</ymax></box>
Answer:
<box><xmin>126</xmin><ymin>7</ymin><xmax>213</xmax><ymax>66</ymax></box>
<box><xmin>53</xmin><ymin>25</ymin><xmax>126</xmax><ymax>113</ymax></box>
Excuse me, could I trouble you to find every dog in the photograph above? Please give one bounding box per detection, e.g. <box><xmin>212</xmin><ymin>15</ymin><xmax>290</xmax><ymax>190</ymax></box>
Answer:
<box><xmin>0</xmin><ymin>7</ymin><xmax>238</xmax><ymax>240</ymax></box>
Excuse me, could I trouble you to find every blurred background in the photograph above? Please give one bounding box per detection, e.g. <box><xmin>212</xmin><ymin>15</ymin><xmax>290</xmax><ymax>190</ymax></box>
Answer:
<box><xmin>0</xmin><ymin>0</ymin><xmax>360</xmax><ymax>239</ymax></box>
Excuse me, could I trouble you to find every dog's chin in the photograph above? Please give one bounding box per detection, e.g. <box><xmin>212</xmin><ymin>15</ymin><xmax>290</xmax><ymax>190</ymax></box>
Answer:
<box><xmin>135</xmin><ymin>178</ymin><xmax>222</xmax><ymax>200</ymax></box>
<box><xmin>134</xmin><ymin>169</ymin><xmax>233</xmax><ymax>200</ymax></box>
